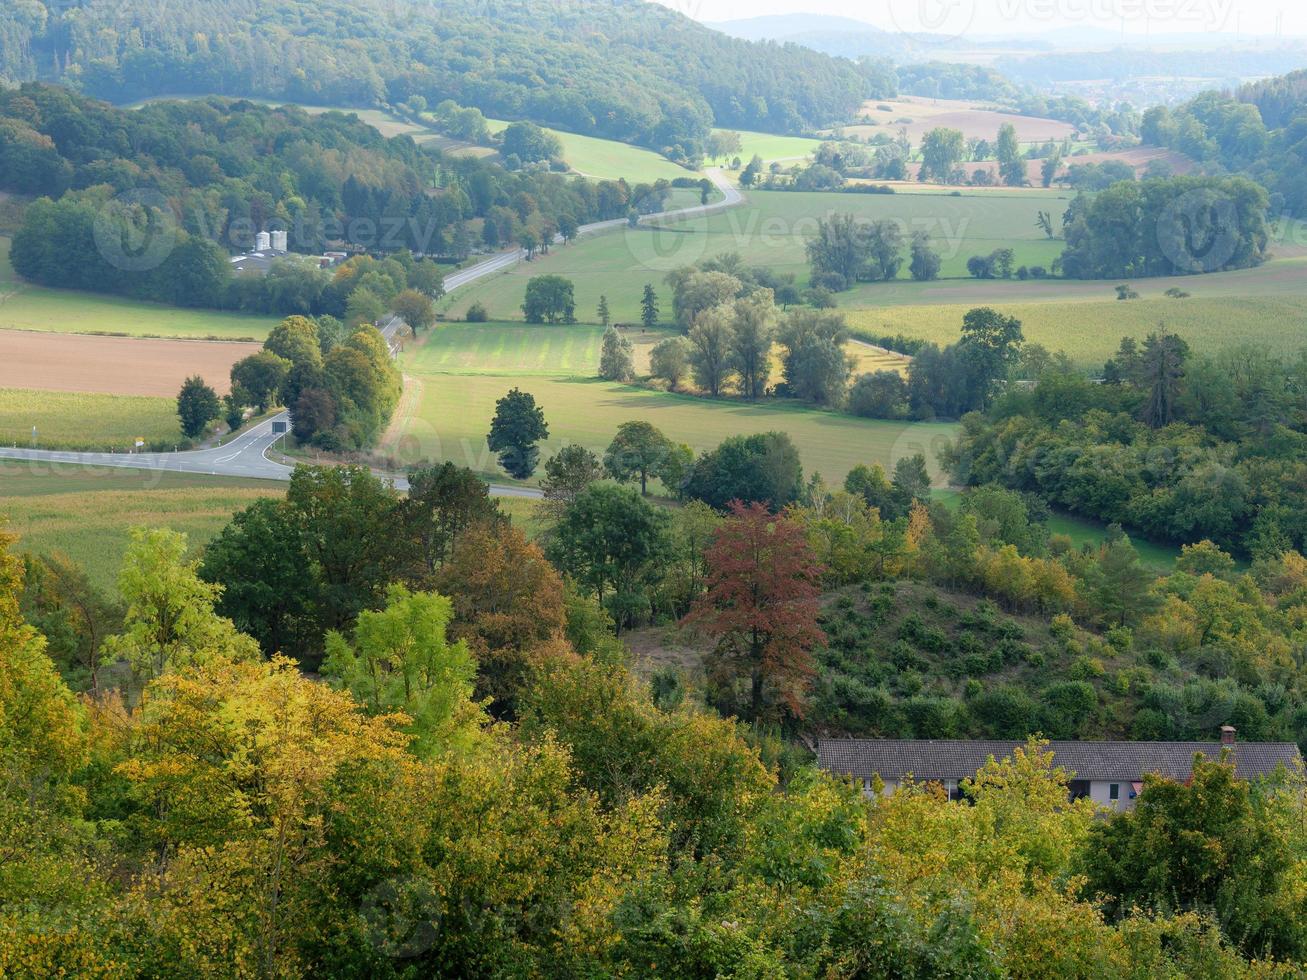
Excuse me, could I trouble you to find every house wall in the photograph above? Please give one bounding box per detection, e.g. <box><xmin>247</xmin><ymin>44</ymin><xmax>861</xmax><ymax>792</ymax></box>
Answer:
<box><xmin>1089</xmin><ymin>779</ymin><xmax>1137</xmax><ymax>811</ymax></box>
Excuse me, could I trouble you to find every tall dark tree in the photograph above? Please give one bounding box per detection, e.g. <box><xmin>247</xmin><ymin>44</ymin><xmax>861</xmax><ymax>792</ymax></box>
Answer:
<box><xmin>640</xmin><ymin>284</ymin><xmax>660</xmax><ymax>328</ymax></box>
<box><xmin>176</xmin><ymin>376</ymin><xmax>220</xmax><ymax>439</ymax></box>
<box><xmin>1139</xmin><ymin>329</ymin><xmax>1190</xmax><ymax>428</ymax></box>
<box><xmin>488</xmin><ymin>388</ymin><xmax>549</xmax><ymax>479</ymax></box>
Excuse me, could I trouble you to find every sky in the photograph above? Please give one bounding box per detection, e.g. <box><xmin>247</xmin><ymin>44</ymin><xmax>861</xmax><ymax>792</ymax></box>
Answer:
<box><xmin>654</xmin><ymin>0</ymin><xmax>1307</xmax><ymax>38</ymax></box>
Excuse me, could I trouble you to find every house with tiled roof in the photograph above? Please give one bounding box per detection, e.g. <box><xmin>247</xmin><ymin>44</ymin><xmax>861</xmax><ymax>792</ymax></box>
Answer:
<box><xmin>818</xmin><ymin>727</ymin><xmax>1302</xmax><ymax>811</ymax></box>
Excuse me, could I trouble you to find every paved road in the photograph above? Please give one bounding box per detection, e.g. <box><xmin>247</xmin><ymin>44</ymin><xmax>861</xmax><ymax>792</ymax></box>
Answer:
<box><xmin>439</xmin><ymin>167</ymin><xmax>741</xmax><ymax>293</ymax></box>
<box><xmin>1</xmin><ymin>167</ymin><xmax>746</xmax><ymax>498</ymax></box>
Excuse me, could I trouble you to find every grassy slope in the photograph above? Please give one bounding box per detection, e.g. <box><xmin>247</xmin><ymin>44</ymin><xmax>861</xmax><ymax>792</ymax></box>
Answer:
<box><xmin>484</xmin><ymin>118</ymin><xmax>700</xmax><ymax>183</ymax></box>
<box><xmin>441</xmin><ymin>189</ymin><xmax>1069</xmax><ymax>324</ymax></box>
<box><xmin>715</xmin><ymin>129</ymin><xmax>822</xmax><ymax>165</ymax></box>
<box><xmin>0</xmin><ymin>238</ymin><xmax>275</xmax><ymax>341</ymax></box>
<box><xmin>0</xmin><ymin>463</ymin><xmax>282</xmax><ymax>589</ymax></box>
<box><xmin>0</xmin><ymin>388</ymin><xmax>182</xmax><ymax>450</ymax></box>
<box><xmin>388</xmin><ymin>324</ymin><xmax>954</xmax><ymax>487</ymax></box>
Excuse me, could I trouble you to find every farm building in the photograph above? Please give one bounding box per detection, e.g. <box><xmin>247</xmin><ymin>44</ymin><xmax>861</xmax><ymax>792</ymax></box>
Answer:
<box><xmin>818</xmin><ymin>727</ymin><xmax>1301</xmax><ymax>811</ymax></box>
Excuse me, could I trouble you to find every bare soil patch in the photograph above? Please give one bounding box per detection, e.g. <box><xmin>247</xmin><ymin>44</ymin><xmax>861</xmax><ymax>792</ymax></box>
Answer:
<box><xmin>848</xmin><ymin>97</ymin><xmax>1076</xmax><ymax>144</ymax></box>
<box><xmin>0</xmin><ymin>329</ymin><xmax>260</xmax><ymax>397</ymax></box>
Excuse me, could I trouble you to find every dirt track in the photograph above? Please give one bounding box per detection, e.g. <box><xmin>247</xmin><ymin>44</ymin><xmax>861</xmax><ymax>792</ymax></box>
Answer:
<box><xmin>0</xmin><ymin>330</ymin><xmax>260</xmax><ymax>397</ymax></box>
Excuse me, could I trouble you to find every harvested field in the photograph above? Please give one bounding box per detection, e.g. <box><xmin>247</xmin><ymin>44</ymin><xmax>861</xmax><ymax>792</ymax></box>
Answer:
<box><xmin>0</xmin><ymin>330</ymin><xmax>259</xmax><ymax>397</ymax></box>
<box><xmin>845</xmin><ymin>97</ymin><xmax>1076</xmax><ymax>144</ymax></box>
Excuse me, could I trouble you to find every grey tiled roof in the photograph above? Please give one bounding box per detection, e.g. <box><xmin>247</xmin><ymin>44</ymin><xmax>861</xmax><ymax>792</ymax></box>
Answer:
<box><xmin>818</xmin><ymin>738</ymin><xmax>1302</xmax><ymax>783</ymax></box>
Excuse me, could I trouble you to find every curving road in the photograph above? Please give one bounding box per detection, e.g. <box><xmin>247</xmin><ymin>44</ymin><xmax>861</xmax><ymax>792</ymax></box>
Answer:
<box><xmin>439</xmin><ymin>166</ymin><xmax>740</xmax><ymax>294</ymax></box>
<box><xmin>1</xmin><ymin>168</ymin><xmax>746</xmax><ymax>497</ymax></box>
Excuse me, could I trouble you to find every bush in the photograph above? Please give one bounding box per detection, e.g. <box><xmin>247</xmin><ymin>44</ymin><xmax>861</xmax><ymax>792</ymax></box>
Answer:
<box><xmin>465</xmin><ymin>301</ymin><xmax>489</xmax><ymax>322</ymax></box>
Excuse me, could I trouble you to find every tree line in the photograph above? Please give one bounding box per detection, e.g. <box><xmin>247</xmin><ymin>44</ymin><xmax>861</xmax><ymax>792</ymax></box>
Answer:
<box><xmin>6</xmin><ymin>437</ymin><xmax>1307</xmax><ymax>971</ymax></box>
<box><xmin>0</xmin><ymin>0</ymin><xmax>888</xmax><ymax>162</ymax></box>
<box><xmin>2</xmin><ymin>85</ymin><xmax>661</xmax><ymax>314</ymax></box>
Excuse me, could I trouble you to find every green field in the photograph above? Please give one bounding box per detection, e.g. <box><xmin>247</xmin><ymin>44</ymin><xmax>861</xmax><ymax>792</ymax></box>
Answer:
<box><xmin>441</xmin><ymin>188</ymin><xmax>1070</xmax><ymax>324</ymax></box>
<box><xmin>0</xmin><ymin>238</ymin><xmax>275</xmax><ymax>341</ymax></box>
<box><xmin>389</xmin><ymin>324</ymin><xmax>954</xmax><ymax>488</ymax></box>
<box><xmin>482</xmin><ymin>118</ymin><xmax>699</xmax><ymax>183</ymax></box>
<box><xmin>0</xmin><ymin>389</ymin><xmax>183</xmax><ymax>451</ymax></box>
<box><xmin>847</xmin><ymin>294</ymin><xmax>1307</xmax><ymax>367</ymax></box>
<box><xmin>0</xmin><ymin>463</ymin><xmax>282</xmax><ymax>589</ymax></box>
<box><xmin>713</xmin><ymin>129</ymin><xmax>822</xmax><ymax>165</ymax></box>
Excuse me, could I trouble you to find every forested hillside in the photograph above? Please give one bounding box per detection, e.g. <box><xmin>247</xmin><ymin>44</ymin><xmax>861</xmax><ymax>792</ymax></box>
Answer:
<box><xmin>1</xmin><ymin>85</ymin><xmax>652</xmax><ymax>315</ymax></box>
<box><xmin>1141</xmin><ymin>71</ymin><xmax>1307</xmax><ymax>215</ymax></box>
<box><xmin>0</xmin><ymin>0</ymin><xmax>888</xmax><ymax>158</ymax></box>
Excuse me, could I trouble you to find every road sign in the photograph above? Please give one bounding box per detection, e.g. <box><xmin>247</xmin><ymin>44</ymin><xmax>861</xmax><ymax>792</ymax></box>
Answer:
<box><xmin>272</xmin><ymin>421</ymin><xmax>288</xmax><ymax>434</ymax></box>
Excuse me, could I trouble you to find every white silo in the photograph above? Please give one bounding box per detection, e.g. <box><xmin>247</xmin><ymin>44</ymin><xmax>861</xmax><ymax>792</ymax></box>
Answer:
<box><xmin>256</xmin><ymin>231</ymin><xmax>272</xmax><ymax>252</ymax></box>
<box><xmin>271</xmin><ymin>230</ymin><xmax>288</xmax><ymax>252</ymax></box>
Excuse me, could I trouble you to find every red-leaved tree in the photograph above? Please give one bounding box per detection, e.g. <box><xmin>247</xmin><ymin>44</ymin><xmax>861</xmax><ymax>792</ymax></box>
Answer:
<box><xmin>684</xmin><ymin>500</ymin><xmax>825</xmax><ymax>723</ymax></box>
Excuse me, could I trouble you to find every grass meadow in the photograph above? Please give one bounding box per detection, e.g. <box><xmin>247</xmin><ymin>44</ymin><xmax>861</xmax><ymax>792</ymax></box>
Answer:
<box><xmin>0</xmin><ymin>389</ymin><xmax>182</xmax><ymax>451</ymax></box>
<box><xmin>441</xmin><ymin>188</ymin><xmax>1071</xmax><ymax>324</ymax></box>
<box><xmin>0</xmin><ymin>463</ymin><xmax>282</xmax><ymax>589</ymax></box>
<box><xmin>0</xmin><ymin>238</ymin><xmax>275</xmax><ymax>341</ymax></box>
<box><xmin>389</xmin><ymin>324</ymin><xmax>953</xmax><ymax>488</ymax></box>
<box><xmin>711</xmin><ymin>129</ymin><xmax>822</xmax><ymax>165</ymax></box>
<box><xmin>482</xmin><ymin>118</ymin><xmax>700</xmax><ymax>183</ymax></box>
<box><xmin>846</xmin><ymin>294</ymin><xmax>1307</xmax><ymax>367</ymax></box>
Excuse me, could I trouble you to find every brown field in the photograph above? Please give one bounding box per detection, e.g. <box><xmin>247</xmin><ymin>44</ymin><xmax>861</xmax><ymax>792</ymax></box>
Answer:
<box><xmin>902</xmin><ymin>146</ymin><xmax>1195</xmax><ymax>183</ymax></box>
<box><xmin>0</xmin><ymin>330</ymin><xmax>260</xmax><ymax>397</ymax></box>
<box><xmin>843</xmin><ymin>97</ymin><xmax>1076</xmax><ymax>144</ymax></box>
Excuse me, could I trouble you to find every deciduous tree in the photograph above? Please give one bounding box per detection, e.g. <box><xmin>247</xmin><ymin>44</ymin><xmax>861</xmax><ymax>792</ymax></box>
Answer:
<box><xmin>685</xmin><ymin>501</ymin><xmax>825</xmax><ymax>722</ymax></box>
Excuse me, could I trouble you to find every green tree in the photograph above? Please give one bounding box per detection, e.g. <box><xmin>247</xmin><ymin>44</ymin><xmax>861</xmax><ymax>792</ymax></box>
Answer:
<box><xmin>728</xmin><ymin>290</ymin><xmax>775</xmax><ymax>399</ymax></box>
<box><xmin>778</xmin><ymin>308</ymin><xmax>854</xmax><ymax>406</ymax></box>
<box><xmin>909</xmin><ymin>232</ymin><xmax>942</xmax><ymax>282</ymax></box>
<box><xmin>200</xmin><ymin>497</ymin><xmax>317</xmax><ymax>662</ymax></box>
<box><xmin>546</xmin><ymin>483</ymin><xmax>672</xmax><ymax>629</ymax></box>
<box><xmin>522</xmin><ymin>275</ymin><xmax>576</xmax><ymax>324</ymax></box>
<box><xmin>996</xmin><ymin>123</ymin><xmax>1025</xmax><ymax>186</ymax></box>
<box><xmin>597</xmin><ymin>294</ymin><xmax>610</xmax><ymax>326</ymax></box>
<box><xmin>323</xmin><ymin>584</ymin><xmax>484</xmax><ymax>756</ymax></box>
<box><xmin>539</xmin><ymin>444</ymin><xmax>604</xmax><ymax>517</ymax></box>
<box><xmin>344</xmin><ymin>286</ymin><xmax>386</xmax><ymax>327</ymax></box>
<box><xmin>1080</xmin><ymin>754</ymin><xmax>1305</xmax><ymax>959</ymax></box>
<box><xmin>176</xmin><ymin>375</ymin><xmax>220</xmax><ymax>439</ymax></box>
<box><xmin>919</xmin><ymin>127</ymin><xmax>965</xmax><ymax>183</ymax></box>
<box><xmin>640</xmin><ymin>283</ymin><xmax>659</xmax><ymax>327</ymax></box>
<box><xmin>604</xmin><ymin>421</ymin><xmax>673</xmax><ymax>496</ymax></box>
<box><xmin>392</xmin><ymin>288</ymin><xmax>435</xmax><ymax>333</ymax></box>
<box><xmin>599</xmin><ymin>327</ymin><xmax>634</xmax><ymax>381</ymax></box>
<box><xmin>649</xmin><ymin>335</ymin><xmax>690</xmax><ymax>389</ymax></box>
<box><xmin>488</xmin><ymin>387</ymin><xmax>549</xmax><ymax>479</ymax></box>
<box><xmin>264</xmin><ymin>315</ymin><xmax>322</xmax><ymax>369</ymax></box>
<box><xmin>230</xmin><ymin>351</ymin><xmax>292</xmax><ymax>414</ymax></box>
<box><xmin>683</xmin><ymin>431</ymin><xmax>804</xmax><ymax>511</ymax></box>
<box><xmin>401</xmin><ymin>461</ymin><xmax>503</xmax><ymax>581</ymax></box>
<box><xmin>958</xmin><ymin>306</ymin><xmax>1023</xmax><ymax>409</ymax></box>
<box><xmin>687</xmin><ymin>304</ymin><xmax>736</xmax><ymax>397</ymax></box>
<box><xmin>283</xmin><ymin>465</ymin><xmax>407</xmax><ymax>645</ymax></box>
<box><xmin>1139</xmin><ymin>328</ymin><xmax>1189</xmax><ymax>428</ymax></box>
<box><xmin>103</xmin><ymin>528</ymin><xmax>258</xmax><ymax>686</ymax></box>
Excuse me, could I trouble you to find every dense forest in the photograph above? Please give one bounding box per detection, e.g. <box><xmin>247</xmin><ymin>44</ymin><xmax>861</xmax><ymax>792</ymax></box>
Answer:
<box><xmin>4</xmin><ymin>408</ymin><xmax>1307</xmax><ymax>973</ymax></box>
<box><xmin>1141</xmin><ymin>73</ymin><xmax>1307</xmax><ymax>216</ymax></box>
<box><xmin>0</xmin><ymin>0</ymin><xmax>889</xmax><ymax>159</ymax></box>
<box><xmin>1</xmin><ymin>85</ymin><xmax>652</xmax><ymax>315</ymax></box>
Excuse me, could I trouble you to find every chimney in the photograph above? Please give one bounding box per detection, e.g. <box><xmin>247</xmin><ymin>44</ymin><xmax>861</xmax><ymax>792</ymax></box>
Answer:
<box><xmin>1220</xmin><ymin>725</ymin><xmax>1236</xmax><ymax>746</ymax></box>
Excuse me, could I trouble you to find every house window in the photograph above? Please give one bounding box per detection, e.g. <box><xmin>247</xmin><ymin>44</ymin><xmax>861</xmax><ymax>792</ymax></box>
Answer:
<box><xmin>1109</xmin><ymin>783</ymin><xmax>1120</xmax><ymax>801</ymax></box>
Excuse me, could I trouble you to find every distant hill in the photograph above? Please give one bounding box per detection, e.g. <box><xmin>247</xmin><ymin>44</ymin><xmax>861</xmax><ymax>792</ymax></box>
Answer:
<box><xmin>0</xmin><ymin>0</ymin><xmax>892</xmax><ymax>158</ymax></box>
